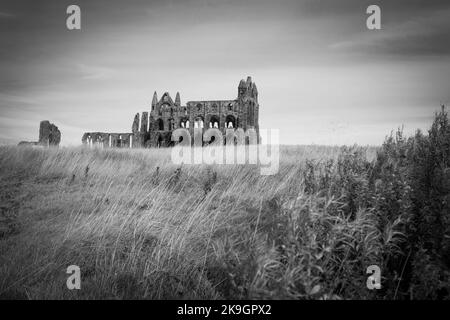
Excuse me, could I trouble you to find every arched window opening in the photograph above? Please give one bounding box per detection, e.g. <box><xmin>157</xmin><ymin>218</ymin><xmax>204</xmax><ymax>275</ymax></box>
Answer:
<box><xmin>157</xmin><ymin>135</ymin><xmax>163</xmax><ymax>148</ymax></box>
<box><xmin>194</xmin><ymin>116</ymin><xmax>204</xmax><ymax>129</ymax></box>
<box><xmin>196</xmin><ymin>103</ymin><xmax>202</xmax><ymax>112</ymax></box>
<box><xmin>209</xmin><ymin>115</ymin><xmax>220</xmax><ymax>129</ymax></box>
<box><xmin>180</xmin><ymin>118</ymin><xmax>189</xmax><ymax>129</ymax></box>
<box><xmin>157</xmin><ymin>118</ymin><xmax>164</xmax><ymax>131</ymax></box>
<box><xmin>168</xmin><ymin>118</ymin><xmax>175</xmax><ymax>130</ymax></box>
<box><xmin>96</xmin><ymin>136</ymin><xmax>103</xmax><ymax>148</ymax></box>
<box><xmin>225</xmin><ymin>115</ymin><xmax>236</xmax><ymax>129</ymax></box>
<box><xmin>248</xmin><ymin>103</ymin><xmax>255</xmax><ymax>126</ymax></box>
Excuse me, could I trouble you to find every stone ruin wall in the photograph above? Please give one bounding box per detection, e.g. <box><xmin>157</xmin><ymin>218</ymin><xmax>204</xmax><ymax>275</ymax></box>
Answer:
<box><xmin>82</xmin><ymin>76</ymin><xmax>259</xmax><ymax>149</ymax></box>
<box><xmin>19</xmin><ymin>120</ymin><xmax>61</xmax><ymax>147</ymax></box>
<box><xmin>81</xmin><ymin>132</ymin><xmax>134</xmax><ymax>148</ymax></box>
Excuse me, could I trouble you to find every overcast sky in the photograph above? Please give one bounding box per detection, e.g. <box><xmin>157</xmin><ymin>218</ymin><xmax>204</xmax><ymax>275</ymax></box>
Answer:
<box><xmin>1</xmin><ymin>0</ymin><xmax>449</xmax><ymax>146</ymax></box>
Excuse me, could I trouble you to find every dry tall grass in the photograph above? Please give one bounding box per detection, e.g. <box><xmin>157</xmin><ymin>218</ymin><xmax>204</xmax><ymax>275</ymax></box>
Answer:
<box><xmin>0</xmin><ymin>144</ymin><xmax>380</xmax><ymax>299</ymax></box>
<box><xmin>0</xmin><ymin>126</ymin><xmax>448</xmax><ymax>300</ymax></box>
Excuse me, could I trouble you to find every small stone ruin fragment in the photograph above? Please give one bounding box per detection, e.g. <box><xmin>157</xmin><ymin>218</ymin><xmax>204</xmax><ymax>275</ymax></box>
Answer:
<box><xmin>18</xmin><ymin>120</ymin><xmax>61</xmax><ymax>147</ymax></box>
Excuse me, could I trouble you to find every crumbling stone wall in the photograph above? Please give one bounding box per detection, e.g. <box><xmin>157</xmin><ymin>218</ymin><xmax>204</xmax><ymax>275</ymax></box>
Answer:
<box><xmin>82</xmin><ymin>132</ymin><xmax>133</xmax><ymax>148</ymax></box>
<box><xmin>18</xmin><ymin>120</ymin><xmax>61</xmax><ymax>147</ymax></box>
<box><xmin>39</xmin><ymin>121</ymin><xmax>61</xmax><ymax>146</ymax></box>
<box><xmin>81</xmin><ymin>77</ymin><xmax>259</xmax><ymax>148</ymax></box>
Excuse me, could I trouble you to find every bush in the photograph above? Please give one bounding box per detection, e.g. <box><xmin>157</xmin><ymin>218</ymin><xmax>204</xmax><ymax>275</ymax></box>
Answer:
<box><xmin>0</xmin><ymin>107</ymin><xmax>449</xmax><ymax>300</ymax></box>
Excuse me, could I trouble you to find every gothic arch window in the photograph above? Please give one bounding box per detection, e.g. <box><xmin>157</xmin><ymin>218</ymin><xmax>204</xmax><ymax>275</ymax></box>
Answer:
<box><xmin>157</xmin><ymin>118</ymin><xmax>164</xmax><ymax>131</ymax></box>
<box><xmin>194</xmin><ymin>116</ymin><xmax>204</xmax><ymax>129</ymax></box>
<box><xmin>209</xmin><ymin>115</ymin><xmax>219</xmax><ymax>128</ymax></box>
<box><xmin>228</xmin><ymin>103</ymin><xmax>233</xmax><ymax>112</ymax></box>
<box><xmin>157</xmin><ymin>135</ymin><xmax>163</xmax><ymax>148</ymax></box>
<box><xmin>168</xmin><ymin>118</ymin><xmax>175</xmax><ymax>130</ymax></box>
<box><xmin>225</xmin><ymin>115</ymin><xmax>236</xmax><ymax>128</ymax></box>
<box><xmin>180</xmin><ymin>117</ymin><xmax>189</xmax><ymax>128</ymax></box>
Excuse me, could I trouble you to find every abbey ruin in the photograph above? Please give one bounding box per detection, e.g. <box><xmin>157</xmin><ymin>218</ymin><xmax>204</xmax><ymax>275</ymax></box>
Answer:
<box><xmin>19</xmin><ymin>120</ymin><xmax>61</xmax><ymax>147</ymax></box>
<box><xmin>81</xmin><ymin>77</ymin><xmax>259</xmax><ymax>148</ymax></box>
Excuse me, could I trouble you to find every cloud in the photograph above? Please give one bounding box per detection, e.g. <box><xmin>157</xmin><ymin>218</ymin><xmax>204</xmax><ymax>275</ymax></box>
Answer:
<box><xmin>1</xmin><ymin>0</ymin><xmax>449</xmax><ymax>146</ymax></box>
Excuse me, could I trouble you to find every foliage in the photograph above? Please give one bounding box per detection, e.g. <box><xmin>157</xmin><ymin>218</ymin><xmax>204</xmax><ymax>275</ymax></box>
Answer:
<box><xmin>0</xmin><ymin>108</ymin><xmax>449</xmax><ymax>299</ymax></box>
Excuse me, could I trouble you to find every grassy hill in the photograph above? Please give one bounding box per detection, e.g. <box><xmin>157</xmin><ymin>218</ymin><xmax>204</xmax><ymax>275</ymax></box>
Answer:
<box><xmin>0</xmin><ymin>110</ymin><xmax>449</xmax><ymax>299</ymax></box>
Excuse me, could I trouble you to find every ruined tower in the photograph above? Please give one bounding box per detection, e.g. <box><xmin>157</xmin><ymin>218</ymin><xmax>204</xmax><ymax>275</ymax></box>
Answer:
<box><xmin>39</xmin><ymin>121</ymin><xmax>61</xmax><ymax>146</ymax></box>
<box><xmin>81</xmin><ymin>77</ymin><xmax>260</xmax><ymax>148</ymax></box>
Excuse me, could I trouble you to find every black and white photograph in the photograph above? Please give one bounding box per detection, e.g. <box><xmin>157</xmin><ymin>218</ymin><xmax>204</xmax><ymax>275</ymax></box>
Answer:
<box><xmin>0</xmin><ymin>0</ymin><xmax>449</xmax><ymax>308</ymax></box>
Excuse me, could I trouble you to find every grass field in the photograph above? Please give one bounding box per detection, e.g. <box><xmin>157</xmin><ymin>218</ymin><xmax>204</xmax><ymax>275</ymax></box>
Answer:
<box><xmin>0</xmin><ymin>109</ymin><xmax>449</xmax><ymax>300</ymax></box>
